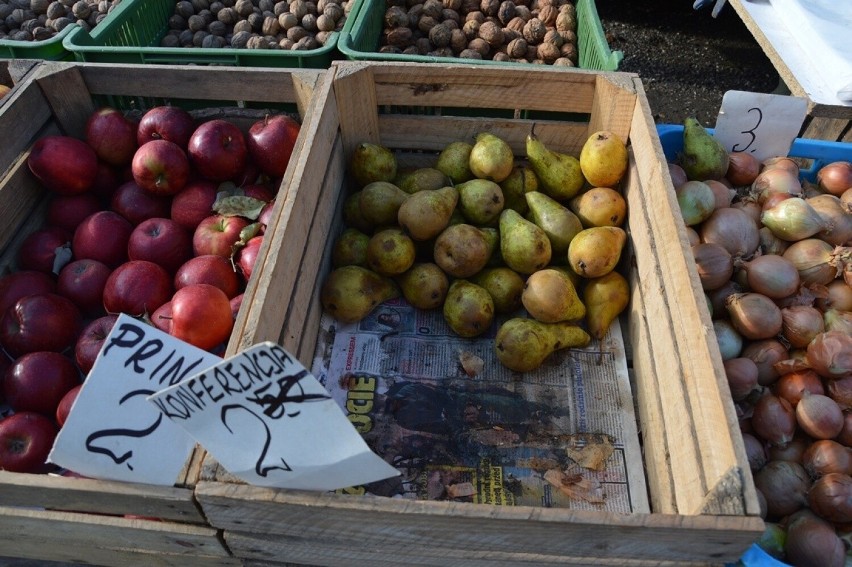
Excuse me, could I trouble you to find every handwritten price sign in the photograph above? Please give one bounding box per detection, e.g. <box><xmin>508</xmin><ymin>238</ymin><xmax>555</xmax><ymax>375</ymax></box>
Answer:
<box><xmin>713</xmin><ymin>91</ymin><xmax>808</xmax><ymax>163</ymax></box>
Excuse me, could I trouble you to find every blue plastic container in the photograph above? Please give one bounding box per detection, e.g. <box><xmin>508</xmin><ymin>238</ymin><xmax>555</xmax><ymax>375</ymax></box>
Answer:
<box><xmin>656</xmin><ymin>124</ymin><xmax>852</xmax><ymax>183</ymax></box>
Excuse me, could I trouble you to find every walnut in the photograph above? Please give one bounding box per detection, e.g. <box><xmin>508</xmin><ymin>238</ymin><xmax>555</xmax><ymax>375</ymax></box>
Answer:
<box><xmin>450</xmin><ymin>27</ymin><xmax>466</xmax><ymax>52</ymax></box>
<box><xmin>231</xmin><ymin>29</ymin><xmax>251</xmax><ymax>47</ymax></box>
<box><xmin>522</xmin><ymin>17</ymin><xmax>544</xmax><ymax>43</ymax></box>
<box><xmin>418</xmin><ymin>14</ymin><xmax>438</xmax><ymax>33</ymax></box>
<box><xmin>538</xmin><ymin>5</ymin><xmax>556</xmax><ymax>26</ymax></box>
<box><xmin>560</xmin><ymin>41</ymin><xmax>577</xmax><ymax>62</ymax></box>
<box><xmin>467</xmin><ymin>36</ymin><xmax>489</xmax><ymax>56</ymax></box>
<box><xmin>477</xmin><ymin>20</ymin><xmax>502</xmax><ymax>47</ymax></box>
<box><xmin>553</xmin><ymin>56</ymin><xmax>574</xmax><ymax>66</ymax></box>
<box><xmin>496</xmin><ymin>0</ymin><xmax>514</xmax><ymax>25</ymax></box>
<box><xmin>479</xmin><ymin>0</ymin><xmax>498</xmax><ymax>17</ymax></box>
<box><xmin>506</xmin><ymin>37</ymin><xmax>526</xmax><ymax>58</ymax></box>
<box><xmin>542</xmin><ymin>28</ymin><xmax>562</xmax><ymax>47</ymax></box>
<box><xmin>459</xmin><ymin>48</ymin><xmax>482</xmax><ymax>59</ymax></box>
<box><xmin>385</xmin><ymin>26</ymin><xmax>413</xmax><ymax>47</ymax></box>
<box><xmin>555</xmin><ymin>9</ymin><xmax>575</xmax><ymax>32</ymax></box>
<box><xmin>384</xmin><ymin>5</ymin><xmax>408</xmax><ymax>27</ymax></box>
<box><xmin>442</xmin><ymin>0</ymin><xmax>461</xmax><ymax>10</ymax></box>
<box><xmin>514</xmin><ymin>5</ymin><xmax>531</xmax><ymax>20</ymax></box>
<box><xmin>422</xmin><ymin>0</ymin><xmax>443</xmax><ymax>19</ymax></box>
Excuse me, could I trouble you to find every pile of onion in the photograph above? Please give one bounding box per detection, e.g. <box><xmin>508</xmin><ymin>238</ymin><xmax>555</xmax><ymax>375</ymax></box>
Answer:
<box><xmin>672</xmin><ymin>146</ymin><xmax>852</xmax><ymax>567</ymax></box>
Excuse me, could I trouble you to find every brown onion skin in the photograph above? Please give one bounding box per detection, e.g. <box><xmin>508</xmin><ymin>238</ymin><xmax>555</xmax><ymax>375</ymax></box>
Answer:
<box><xmin>741</xmin><ymin>432</ymin><xmax>768</xmax><ymax>472</ymax></box>
<box><xmin>784</xmin><ymin>510</ymin><xmax>846</xmax><ymax>567</ymax></box>
<box><xmin>774</xmin><ymin>369</ymin><xmax>825</xmax><ymax>407</ymax></box>
<box><xmin>724</xmin><ymin>357</ymin><xmax>759</xmax><ymax>401</ymax></box>
<box><xmin>692</xmin><ymin>243</ymin><xmax>733</xmax><ymax>291</ymax></box>
<box><xmin>827</xmin><ymin>376</ymin><xmax>852</xmax><ymax>409</ymax></box>
<box><xmin>817</xmin><ymin>160</ymin><xmax>852</xmax><ymax>197</ymax></box>
<box><xmin>803</xmin><ymin>439</ymin><xmax>852</xmax><ymax>478</ymax></box>
<box><xmin>742</xmin><ymin>339</ymin><xmax>788</xmax><ymax>386</ymax></box>
<box><xmin>726</xmin><ymin>151</ymin><xmax>761</xmax><ymax>187</ymax></box>
<box><xmin>753</xmin><ymin>460</ymin><xmax>811</xmax><ymax>519</ymax></box>
<box><xmin>807</xmin><ymin>331</ymin><xmax>852</xmax><ymax>380</ymax></box>
<box><xmin>699</xmin><ymin>207</ymin><xmax>760</xmax><ymax>259</ymax></box>
<box><xmin>836</xmin><ymin>412</ymin><xmax>852</xmax><ymax>447</ymax></box>
<box><xmin>808</xmin><ymin>472</ymin><xmax>852</xmax><ymax>523</ymax></box>
<box><xmin>796</xmin><ymin>392</ymin><xmax>844</xmax><ymax>439</ymax></box>
<box><xmin>781</xmin><ymin>305</ymin><xmax>825</xmax><ymax>348</ymax></box>
<box><xmin>783</xmin><ymin>238</ymin><xmax>837</xmax><ymax>287</ymax></box>
<box><xmin>725</xmin><ymin>292</ymin><xmax>783</xmax><ymax>340</ymax></box>
<box><xmin>740</xmin><ymin>254</ymin><xmax>801</xmax><ymax>300</ymax></box>
<box><xmin>752</xmin><ymin>393</ymin><xmax>797</xmax><ymax>447</ymax></box>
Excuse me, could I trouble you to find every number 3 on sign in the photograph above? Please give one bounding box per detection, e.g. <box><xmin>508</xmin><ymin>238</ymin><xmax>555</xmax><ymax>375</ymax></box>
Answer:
<box><xmin>713</xmin><ymin>91</ymin><xmax>808</xmax><ymax>163</ymax></box>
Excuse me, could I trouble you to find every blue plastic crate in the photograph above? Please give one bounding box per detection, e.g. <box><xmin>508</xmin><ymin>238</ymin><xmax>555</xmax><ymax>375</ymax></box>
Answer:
<box><xmin>657</xmin><ymin>124</ymin><xmax>852</xmax><ymax>183</ymax></box>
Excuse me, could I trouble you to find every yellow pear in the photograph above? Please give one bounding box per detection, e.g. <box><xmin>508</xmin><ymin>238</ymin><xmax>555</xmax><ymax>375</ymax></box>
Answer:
<box><xmin>579</xmin><ymin>130</ymin><xmax>629</xmax><ymax>189</ymax></box>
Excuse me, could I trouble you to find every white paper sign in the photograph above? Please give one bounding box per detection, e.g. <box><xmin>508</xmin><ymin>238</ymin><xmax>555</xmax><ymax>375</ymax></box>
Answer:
<box><xmin>48</xmin><ymin>314</ymin><xmax>221</xmax><ymax>485</ymax></box>
<box><xmin>147</xmin><ymin>342</ymin><xmax>399</xmax><ymax>491</ymax></box>
<box><xmin>713</xmin><ymin>90</ymin><xmax>808</xmax><ymax>162</ymax></box>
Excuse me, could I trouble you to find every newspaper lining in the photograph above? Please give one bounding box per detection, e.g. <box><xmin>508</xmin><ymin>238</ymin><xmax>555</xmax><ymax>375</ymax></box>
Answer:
<box><xmin>312</xmin><ymin>298</ymin><xmax>650</xmax><ymax>513</ymax></box>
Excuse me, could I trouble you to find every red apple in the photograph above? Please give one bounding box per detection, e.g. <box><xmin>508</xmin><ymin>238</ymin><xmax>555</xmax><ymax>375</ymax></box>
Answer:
<box><xmin>174</xmin><ymin>254</ymin><xmax>241</xmax><ymax>298</ymax></box>
<box><xmin>27</xmin><ymin>136</ymin><xmax>98</xmax><ymax>196</ymax></box>
<box><xmin>131</xmin><ymin>139</ymin><xmax>190</xmax><ymax>196</ymax></box>
<box><xmin>127</xmin><ymin>217</ymin><xmax>193</xmax><ymax>275</ymax></box>
<box><xmin>85</xmin><ymin>107</ymin><xmax>138</xmax><ymax>167</ymax></box>
<box><xmin>73</xmin><ymin>210</ymin><xmax>134</xmax><ymax>268</ymax></box>
<box><xmin>47</xmin><ymin>193</ymin><xmax>103</xmax><ymax>234</ymax></box>
<box><xmin>230</xmin><ymin>293</ymin><xmax>243</xmax><ymax>320</ymax></box>
<box><xmin>149</xmin><ymin>301</ymin><xmax>173</xmax><ymax>334</ymax></box>
<box><xmin>90</xmin><ymin>161</ymin><xmax>122</xmax><ymax>202</ymax></box>
<box><xmin>0</xmin><ymin>412</ymin><xmax>58</xmax><ymax>473</ymax></box>
<box><xmin>236</xmin><ymin>235</ymin><xmax>263</xmax><ymax>281</ymax></box>
<box><xmin>170</xmin><ymin>180</ymin><xmax>219</xmax><ymax>231</ymax></box>
<box><xmin>102</xmin><ymin>260</ymin><xmax>173</xmax><ymax>317</ymax></box>
<box><xmin>247</xmin><ymin>114</ymin><xmax>300</xmax><ymax>178</ymax></box>
<box><xmin>242</xmin><ymin>183</ymin><xmax>276</xmax><ymax>203</ymax></box>
<box><xmin>4</xmin><ymin>351</ymin><xmax>80</xmax><ymax>416</ymax></box>
<box><xmin>57</xmin><ymin>259</ymin><xmax>112</xmax><ymax>316</ymax></box>
<box><xmin>111</xmin><ymin>180</ymin><xmax>172</xmax><ymax>226</ymax></box>
<box><xmin>0</xmin><ymin>271</ymin><xmax>56</xmax><ymax>314</ymax></box>
<box><xmin>136</xmin><ymin>106</ymin><xmax>195</xmax><ymax>149</ymax></box>
<box><xmin>0</xmin><ymin>293</ymin><xmax>83</xmax><ymax>357</ymax></box>
<box><xmin>75</xmin><ymin>314</ymin><xmax>118</xmax><ymax>375</ymax></box>
<box><xmin>56</xmin><ymin>383</ymin><xmax>83</xmax><ymax>427</ymax></box>
<box><xmin>192</xmin><ymin>214</ymin><xmax>251</xmax><ymax>258</ymax></box>
<box><xmin>16</xmin><ymin>226</ymin><xmax>71</xmax><ymax>274</ymax></box>
<box><xmin>188</xmin><ymin>119</ymin><xmax>247</xmax><ymax>182</ymax></box>
<box><xmin>170</xmin><ymin>284</ymin><xmax>233</xmax><ymax>350</ymax></box>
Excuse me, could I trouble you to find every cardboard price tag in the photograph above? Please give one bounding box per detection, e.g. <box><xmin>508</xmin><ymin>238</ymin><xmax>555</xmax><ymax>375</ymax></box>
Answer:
<box><xmin>713</xmin><ymin>90</ymin><xmax>808</xmax><ymax>162</ymax></box>
<box><xmin>147</xmin><ymin>342</ymin><xmax>399</xmax><ymax>491</ymax></box>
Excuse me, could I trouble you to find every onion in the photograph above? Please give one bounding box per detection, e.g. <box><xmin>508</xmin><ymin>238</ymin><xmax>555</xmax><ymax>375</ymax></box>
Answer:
<box><xmin>725</xmin><ymin>292</ymin><xmax>783</xmax><ymax>340</ymax></box>
<box><xmin>768</xmin><ymin>434</ymin><xmax>810</xmax><ymax>462</ymax></box>
<box><xmin>684</xmin><ymin>226</ymin><xmax>700</xmax><ymax>247</ymax></box>
<box><xmin>803</xmin><ymin>439</ymin><xmax>852</xmax><ymax>478</ymax></box>
<box><xmin>837</xmin><ymin>413</ymin><xmax>852</xmax><ymax>447</ymax></box>
<box><xmin>774</xmin><ymin>369</ymin><xmax>825</xmax><ymax>406</ymax></box>
<box><xmin>827</xmin><ymin>376</ymin><xmax>852</xmax><ymax>409</ymax></box>
<box><xmin>741</xmin><ymin>432</ymin><xmax>768</xmax><ymax>472</ymax></box>
<box><xmin>762</xmin><ymin>156</ymin><xmax>800</xmax><ymax>177</ymax></box>
<box><xmin>796</xmin><ymin>391</ymin><xmax>844</xmax><ymax>439</ymax></box>
<box><xmin>758</xmin><ymin>226</ymin><xmax>789</xmax><ymax>256</ymax></box>
<box><xmin>742</xmin><ymin>339</ymin><xmax>788</xmax><ymax>386</ymax></box>
<box><xmin>784</xmin><ymin>510</ymin><xmax>846</xmax><ymax>567</ymax></box>
<box><xmin>676</xmin><ymin>180</ymin><xmax>716</xmax><ymax>226</ymax></box>
<box><xmin>692</xmin><ymin>243</ymin><xmax>733</xmax><ymax>291</ymax></box>
<box><xmin>707</xmin><ymin>279</ymin><xmax>742</xmax><ymax>315</ymax></box>
<box><xmin>816</xmin><ymin>280</ymin><xmax>852</xmax><ymax>311</ymax></box>
<box><xmin>753</xmin><ymin>460</ymin><xmax>811</xmax><ymax>518</ymax></box>
<box><xmin>807</xmin><ymin>330</ymin><xmax>852</xmax><ymax>380</ymax></box>
<box><xmin>752</xmin><ymin>168</ymin><xmax>802</xmax><ymax>203</ymax></box>
<box><xmin>817</xmin><ymin>161</ymin><xmax>852</xmax><ymax>197</ymax></box>
<box><xmin>704</xmin><ymin>179</ymin><xmax>734</xmax><ymax>209</ymax></box>
<box><xmin>807</xmin><ymin>194</ymin><xmax>852</xmax><ymax>246</ymax></box>
<box><xmin>668</xmin><ymin>162</ymin><xmax>688</xmax><ymax>189</ymax></box>
<box><xmin>752</xmin><ymin>393</ymin><xmax>797</xmax><ymax>446</ymax></box>
<box><xmin>726</xmin><ymin>151</ymin><xmax>761</xmax><ymax>186</ymax></box>
<box><xmin>731</xmin><ymin>197</ymin><xmax>762</xmax><ymax>225</ymax></box>
<box><xmin>738</xmin><ymin>254</ymin><xmax>800</xmax><ymax>299</ymax></box>
<box><xmin>783</xmin><ymin>238</ymin><xmax>837</xmax><ymax>286</ymax></box>
<box><xmin>724</xmin><ymin>357</ymin><xmax>759</xmax><ymax>401</ymax></box>
<box><xmin>781</xmin><ymin>305</ymin><xmax>825</xmax><ymax>348</ymax></box>
<box><xmin>713</xmin><ymin>319</ymin><xmax>743</xmax><ymax>360</ymax></box>
<box><xmin>808</xmin><ymin>472</ymin><xmax>852</xmax><ymax>523</ymax></box>
<box><xmin>760</xmin><ymin>197</ymin><xmax>828</xmax><ymax>242</ymax></box>
<box><xmin>823</xmin><ymin>308</ymin><xmax>852</xmax><ymax>335</ymax></box>
<box><xmin>699</xmin><ymin>207</ymin><xmax>760</xmax><ymax>259</ymax></box>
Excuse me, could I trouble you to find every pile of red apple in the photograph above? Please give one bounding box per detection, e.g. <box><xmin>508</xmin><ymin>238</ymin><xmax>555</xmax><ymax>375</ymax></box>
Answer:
<box><xmin>0</xmin><ymin>104</ymin><xmax>300</xmax><ymax>474</ymax></box>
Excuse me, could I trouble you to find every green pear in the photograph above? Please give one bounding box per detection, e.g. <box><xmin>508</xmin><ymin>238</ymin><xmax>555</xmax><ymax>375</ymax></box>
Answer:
<box><xmin>343</xmin><ymin>191</ymin><xmax>373</xmax><ymax>233</ymax></box>
<box><xmin>397</xmin><ymin>262</ymin><xmax>449</xmax><ymax>310</ymax></box>
<box><xmin>457</xmin><ymin>179</ymin><xmax>505</xmax><ymax>226</ymax></box>
<box><xmin>525</xmin><ymin>126</ymin><xmax>584</xmax><ymax>200</ymax></box>
<box><xmin>679</xmin><ymin>117</ymin><xmax>729</xmax><ymax>181</ymax></box>
<box><xmin>331</xmin><ymin>228</ymin><xmax>370</xmax><ymax>268</ymax></box>
<box><xmin>359</xmin><ymin>181</ymin><xmax>409</xmax><ymax>227</ymax></box>
<box><xmin>567</xmin><ymin>226</ymin><xmax>627</xmax><ymax>279</ymax></box>
<box><xmin>494</xmin><ymin>318</ymin><xmax>590</xmax><ymax>372</ymax></box>
<box><xmin>469</xmin><ymin>132</ymin><xmax>514</xmax><ymax>183</ymax></box>
<box><xmin>521</xmin><ymin>268</ymin><xmax>585</xmax><ymax>323</ymax></box>
<box><xmin>443</xmin><ymin>280</ymin><xmax>495</xmax><ymax>338</ymax></box>
<box><xmin>500</xmin><ymin>165</ymin><xmax>539</xmax><ymax>215</ymax></box>
<box><xmin>436</xmin><ymin>141</ymin><xmax>474</xmax><ymax>184</ymax></box>
<box><xmin>350</xmin><ymin>142</ymin><xmax>397</xmax><ymax>188</ymax></box>
<box><xmin>499</xmin><ymin>209</ymin><xmax>552</xmax><ymax>275</ymax></box>
<box><xmin>397</xmin><ymin>167</ymin><xmax>451</xmax><ymax>194</ymax></box>
<box><xmin>433</xmin><ymin>223</ymin><xmax>491</xmax><ymax>278</ymax></box>
<box><xmin>366</xmin><ymin>228</ymin><xmax>416</xmax><ymax>276</ymax></box>
<box><xmin>583</xmin><ymin>271</ymin><xmax>630</xmax><ymax>340</ymax></box>
<box><xmin>397</xmin><ymin>186</ymin><xmax>459</xmax><ymax>241</ymax></box>
<box><xmin>321</xmin><ymin>265</ymin><xmax>400</xmax><ymax>323</ymax></box>
<box><xmin>525</xmin><ymin>191</ymin><xmax>583</xmax><ymax>257</ymax></box>
<box><xmin>471</xmin><ymin>267</ymin><xmax>525</xmax><ymax>314</ymax></box>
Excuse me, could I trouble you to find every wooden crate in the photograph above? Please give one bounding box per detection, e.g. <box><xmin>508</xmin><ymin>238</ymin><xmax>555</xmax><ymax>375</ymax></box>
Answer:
<box><xmin>195</xmin><ymin>61</ymin><xmax>766</xmax><ymax>566</ymax></box>
<box><xmin>0</xmin><ymin>60</ymin><xmax>331</xmax><ymax>566</ymax></box>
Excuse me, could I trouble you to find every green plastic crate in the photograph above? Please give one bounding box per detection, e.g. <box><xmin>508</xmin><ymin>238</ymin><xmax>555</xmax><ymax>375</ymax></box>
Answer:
<box><xmin>0</xmin><ymin>23</ymin><xmax>77</xmax><ymax>61</ymax></box>
<box><xmin>338</xmin><ymin>0</ymin><xmax>623</xmax><ymax>71</ymax></box>
<box><xmin>62</xmin><ymin>0</ymin><xmax>342</xmax><ymax>68</ymax></box>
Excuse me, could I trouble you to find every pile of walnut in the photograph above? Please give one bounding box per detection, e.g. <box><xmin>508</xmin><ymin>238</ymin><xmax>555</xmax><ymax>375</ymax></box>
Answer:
<box><xmin>0</xmin><ymin>0</ymin><xmax>122</xmax><ymax>42</ymax></box>
<box><xmin>382</xmin><ymin>0</ymin><xmax>578</xmax><ymax>65</ymax></box>
<box><xmin>161</xmin><ymin>0</ymin><xmax>352</xmax><ymax>50</ymax></box>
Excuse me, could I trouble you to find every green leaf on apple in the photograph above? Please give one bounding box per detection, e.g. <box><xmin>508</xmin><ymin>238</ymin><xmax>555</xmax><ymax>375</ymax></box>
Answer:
<box><xmin>213</xmin><ymin>195</ymin><xmax>267</xmax><ymax>220</ymax></box>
